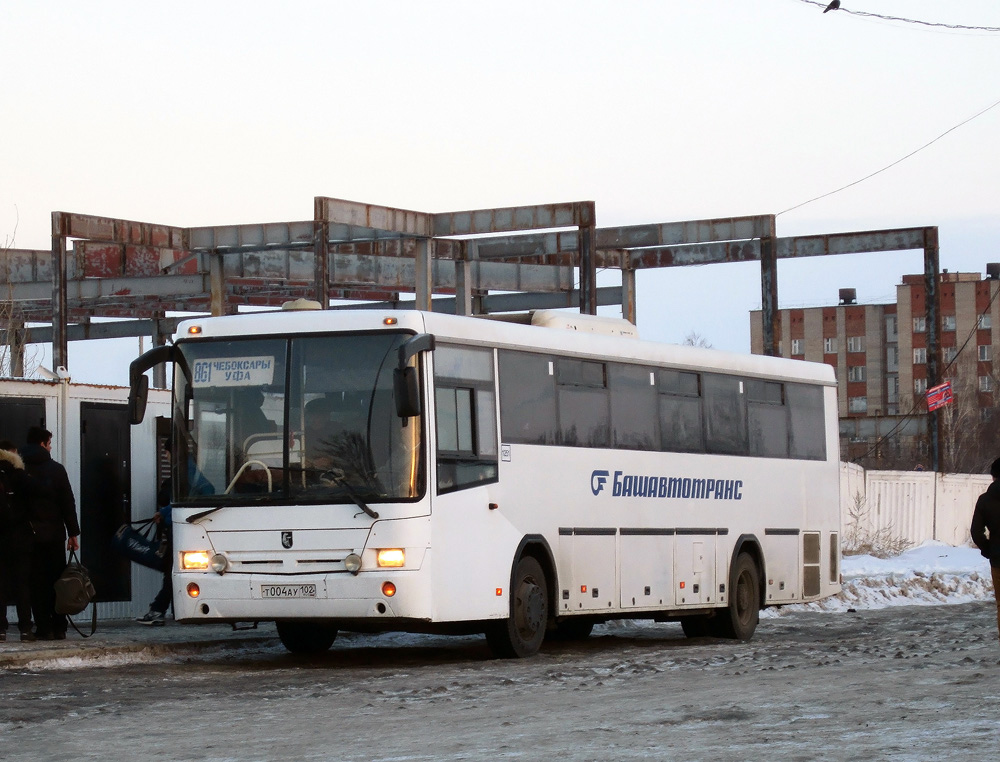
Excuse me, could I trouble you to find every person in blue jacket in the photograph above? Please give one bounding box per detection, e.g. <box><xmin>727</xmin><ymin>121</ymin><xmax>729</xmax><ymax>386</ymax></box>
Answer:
<box><xmin>137</xmin><ymin>441</ymin><xmax>173</xmax><ymax>626</ymax></box>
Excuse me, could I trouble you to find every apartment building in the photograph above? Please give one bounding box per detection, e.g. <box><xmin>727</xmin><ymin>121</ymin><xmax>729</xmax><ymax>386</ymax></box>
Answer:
<box><xmin>750</xmin><ymin>268</ymin><xmax>1000</xmax><ymax>469</ymax></box>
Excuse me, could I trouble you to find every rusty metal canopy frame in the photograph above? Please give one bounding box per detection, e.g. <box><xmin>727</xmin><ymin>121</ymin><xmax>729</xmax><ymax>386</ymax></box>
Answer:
<box><xmin>1</xmin><ymin>196</ymin><xmax>940</xmax><ymax>386</ymax></box>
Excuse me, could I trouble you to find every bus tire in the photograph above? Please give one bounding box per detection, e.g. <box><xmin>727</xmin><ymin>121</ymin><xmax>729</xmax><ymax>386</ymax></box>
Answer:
<box><xmin>485</xmin><ymin>556</ymin><xmax>549</xmax><ymax>658</ymax></box>
<box><xmin>715</xmin><ymin>553</ymin><xmax>760</xmax><ymax>640</ymax></box>
<box><xmin>276</xmin><ymin>621</ymin><xmax>338</xmax><ymax>654</ymax></box>
<box><xmin>549</xmin><ymin>618</ymin><xmax>595</xmax><ymax>641</ymax></box>
<box><xmin>680</xmin><ymin>615</ymin><xmax>711</xmax><ymax>638</ymax></box>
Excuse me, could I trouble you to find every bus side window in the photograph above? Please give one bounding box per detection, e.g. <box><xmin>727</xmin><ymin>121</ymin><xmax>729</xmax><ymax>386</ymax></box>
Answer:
<box><xmin>497</xmin><ymin>350</ymin><xmax>558</xmax><ymax>445</ymax></box>
<box><xmin>657</xmin><ymin>369</ymin><xmax>704</xmax><ymax>453</ymax></box>
<box><xmin>787</xmin><ymin>383</ymin><xmax>826</xmax><ymax>460</ymax></box>
<box><xmin>746</xmin><ymin>380</ymin><xmax>789</xmax><ymax>458</ymax></box>
<box><xmin>434</xmin><ymin>346</ymin><xmax>498</xmax><ymax>494</ymax></box>
<box><xmin>702</xmin><ymin>373</ymin><xmax>747</xmax><ymax>455</ymax></box>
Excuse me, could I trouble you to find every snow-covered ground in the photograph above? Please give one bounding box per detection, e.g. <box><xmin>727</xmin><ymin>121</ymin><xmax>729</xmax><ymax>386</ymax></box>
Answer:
<box><xmin>764</xmin><ymin>540</ymin><xmax>995</xmax><ymax>616</ymax></box>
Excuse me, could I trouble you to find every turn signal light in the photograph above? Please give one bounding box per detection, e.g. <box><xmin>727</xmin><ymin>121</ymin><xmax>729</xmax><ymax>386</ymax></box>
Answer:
<box><xmin>186</xmin><ymin>582</ymin><xmax>200</xmax><ymax>598</ymax></box>
<box><xmin>382</xmin><ymin>581</ymin><xmax>397</xmax><ymax>597</ymax></box>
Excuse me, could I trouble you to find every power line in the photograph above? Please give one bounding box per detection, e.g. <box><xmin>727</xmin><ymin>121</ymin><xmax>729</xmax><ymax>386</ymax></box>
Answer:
<box><xmin>797</xmin><ymin>0</ymin><xmax>1000</xmax><ymax>32</ymax></box>
<box><xmin>778</xmin><ymin>95</ymin><xmax>1000</xmax><ymax>216</ymax></box>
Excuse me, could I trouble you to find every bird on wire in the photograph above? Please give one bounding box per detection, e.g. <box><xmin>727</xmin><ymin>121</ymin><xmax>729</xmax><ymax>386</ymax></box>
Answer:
<box><xmin>823</xmin><ymin>0</ymin><xmax>840</xmax><ymax>12</ymax></box>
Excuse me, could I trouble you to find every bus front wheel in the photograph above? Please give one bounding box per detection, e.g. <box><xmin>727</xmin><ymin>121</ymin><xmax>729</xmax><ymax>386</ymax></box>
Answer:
<box><xmin>714</xmin><ymin>553</ymin><xmax>760</xmax><ymax>640</ymax></box>
<box><xmin>276</xmin><ymin>621</ymin><xmax>338</xmax><ymax>654</ymax></box>
<box><xmin>486</xmin><ymin>556</ymin><xmax>549</xmax><ymax>658</ymax></box>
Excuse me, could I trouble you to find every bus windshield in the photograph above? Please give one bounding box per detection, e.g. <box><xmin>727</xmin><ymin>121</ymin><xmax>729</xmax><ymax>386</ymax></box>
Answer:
<box><xmin>172</xmin><ymin>332</ymin><xmax>424</xmax><ymax>505</ymax></box>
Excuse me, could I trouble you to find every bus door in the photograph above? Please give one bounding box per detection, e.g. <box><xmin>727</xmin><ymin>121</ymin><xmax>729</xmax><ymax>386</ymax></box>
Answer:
<box><xmin>429</xmin><ymin>346</ymin><xmax>502</xmax><ymax>618</ymax></box>
<box><xmin>674</xmin><ymin>531</ymin><xmax>717</xmax><ymax>606</ymax></box>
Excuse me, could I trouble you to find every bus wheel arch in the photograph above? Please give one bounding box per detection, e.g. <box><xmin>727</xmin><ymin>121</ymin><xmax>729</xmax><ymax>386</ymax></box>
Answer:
<box><xmin>485</xmin><ymin>536</ymin><xmax>555</xmax><ymax>658</ymax></box>
<box><xmin>714</xmin><ymin>541</ymin><xmax>763</xmax><ymax>640</ymax></box>
<box><xmin>730</xmin><ymin>534</ymin><xmax>766</xmax><ymax>610</ymax></box>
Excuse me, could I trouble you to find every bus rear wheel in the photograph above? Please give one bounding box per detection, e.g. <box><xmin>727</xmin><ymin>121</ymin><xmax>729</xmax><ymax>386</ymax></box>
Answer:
<box><xmin>486</xmin><ymin>556</ymin><xmax>549</xmax><ymax>658</ymax></box>
<box><xmin>714</xmin><ymin>553</ymin><xmax>760</xmax><ymax>640</ymax></box>
<box><xmin>276</xmin><ymin>621</ymin><xmax>338</xmax><ymax>654</ymax></box>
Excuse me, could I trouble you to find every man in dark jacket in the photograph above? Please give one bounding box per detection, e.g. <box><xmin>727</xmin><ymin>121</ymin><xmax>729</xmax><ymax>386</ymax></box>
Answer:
<box><xmin>0</xmin><ymin>440</ymin><xmax>36</xmax><ymax>641</ymax></box>
<box><xmin>21</xmin><ymin>427</ymin><xmax>80</xmax><ymax>640</ymax></box>
<box><xmin>970</xmin><ymin>456</ymin><xmax>1000</xmax><ymax>639</ymax></box>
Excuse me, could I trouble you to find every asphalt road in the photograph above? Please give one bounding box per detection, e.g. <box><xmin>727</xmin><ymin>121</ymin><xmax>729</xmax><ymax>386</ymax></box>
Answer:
<box><xmin>1</xmin><ymin>602</ymin><xmax>998</xmax><ymax>761</ymax></box>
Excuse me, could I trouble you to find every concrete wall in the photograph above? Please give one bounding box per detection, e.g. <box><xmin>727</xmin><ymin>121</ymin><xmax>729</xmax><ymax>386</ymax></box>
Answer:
<box><xmin>840</xmin><ymin>462</ymin><xmax>991</xmax><ymax>549</ymax></box>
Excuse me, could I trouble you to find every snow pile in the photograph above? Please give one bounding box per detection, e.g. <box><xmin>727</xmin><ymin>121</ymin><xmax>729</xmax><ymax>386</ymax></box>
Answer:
<box><xmin>765</xmin><ymin>540</ymin><xmax>995</xmax><ymax>616</ymax></box>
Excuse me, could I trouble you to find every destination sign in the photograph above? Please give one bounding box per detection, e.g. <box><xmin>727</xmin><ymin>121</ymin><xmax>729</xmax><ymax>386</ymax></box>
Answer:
<box><xmin>192</xmin><ymin>356</ymin><xmax>276</xmax><ymax>387</ymax></box>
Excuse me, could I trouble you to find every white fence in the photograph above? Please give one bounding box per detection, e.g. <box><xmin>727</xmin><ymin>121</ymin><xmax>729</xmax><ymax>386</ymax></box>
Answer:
<box><xmin>840</xmin><ymin>462</ymin><xmax>992</xmax><ymax>549</ymax></box>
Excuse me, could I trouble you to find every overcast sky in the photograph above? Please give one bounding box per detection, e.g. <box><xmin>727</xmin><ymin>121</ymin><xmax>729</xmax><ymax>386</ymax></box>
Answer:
<box><xmin>3</xmin><ymin>1</ymin><xmax>999</xmax><ymax>382</ymax></box>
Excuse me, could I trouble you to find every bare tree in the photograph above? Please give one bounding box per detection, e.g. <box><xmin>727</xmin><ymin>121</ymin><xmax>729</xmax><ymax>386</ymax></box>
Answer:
<box><xmin>1</xmin><ymin>209</ymin><xmax>40</xmax><ymax>378</ymax></box>
<box><xmin>683</xmin><ymin>331</ymin><xmax>712</xmax><ymax>349</ymax></box>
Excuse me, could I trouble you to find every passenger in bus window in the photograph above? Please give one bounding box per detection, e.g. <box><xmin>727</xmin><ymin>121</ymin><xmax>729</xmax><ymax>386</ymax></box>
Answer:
<box><xmin>970</xmin><ymin>457</ymin><xmax>1000</xmax><ymax>639</ymax></box>
<box><xmin>303</xmin><ymin>394</ymin><xmax>381</xmax><ymax>492</ymax></box>
<box><xmin>233</xmin><ymin>388</ymin><xmax>276</xmax><ymax>454</ymax></box>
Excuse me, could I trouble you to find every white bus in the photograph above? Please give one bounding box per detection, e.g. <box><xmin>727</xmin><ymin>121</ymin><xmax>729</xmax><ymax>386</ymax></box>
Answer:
<box><xmin>129</xmin><ymin>305</ymin><xmax>841</xmax><ymax>658</ymax></box>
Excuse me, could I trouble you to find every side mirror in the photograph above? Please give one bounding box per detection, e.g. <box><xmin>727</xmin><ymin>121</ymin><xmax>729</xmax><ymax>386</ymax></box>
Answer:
<box><xmin>393</xmin><ymin>367</ymin><xmax>421</xmax><ymax>418</ymax></box>
<box><xmin>392</xmin><ymin>333</ymin><xmax>435</xmax><ymax>419</ymax></box>
<box><xmin>128</xmin><ymin>376</ymin><xmax>149</xmax><ymax>425</ymax></box>
<box><xmin>128</xmin><ymin>344</ymin><xmax>176</xmax><ymax>426</ymax></box>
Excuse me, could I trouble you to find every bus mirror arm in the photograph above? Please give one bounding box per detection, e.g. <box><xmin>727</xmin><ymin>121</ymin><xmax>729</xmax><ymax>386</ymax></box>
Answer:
<box><xmin>128</xmin><ymin>345</ymin><xmax>176</xmax><ymax>425</ymax></box>
<box><xmin>393</xmin><ymin>334</ymin><xmax>435</xmax><ymax>419</ymax></box>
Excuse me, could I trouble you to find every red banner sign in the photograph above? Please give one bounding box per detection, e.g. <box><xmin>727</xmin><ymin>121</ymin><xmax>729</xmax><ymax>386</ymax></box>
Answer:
<box><xmin>926</xmin><ymin>381</ymin><xmax>953</xmax><ymax>411</ymax></box>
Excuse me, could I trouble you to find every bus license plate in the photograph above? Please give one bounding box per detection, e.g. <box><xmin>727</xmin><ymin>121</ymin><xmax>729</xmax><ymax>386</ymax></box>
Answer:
<box><xmin>260</xmin><ymin>584</ymin><xmax>317</xmax><ymax>599</ymax></box>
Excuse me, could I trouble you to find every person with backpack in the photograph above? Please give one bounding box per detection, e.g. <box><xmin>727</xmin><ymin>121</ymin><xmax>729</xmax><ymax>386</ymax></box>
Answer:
<box><xmin>0</xmin><ymin>439</ymin><xmax>36</xmax><ymax>642</ymax></box>
<box><xmin>21</xmin><ymin>427</ymin><xmax>80</xmax><ymax>641</ymax></box>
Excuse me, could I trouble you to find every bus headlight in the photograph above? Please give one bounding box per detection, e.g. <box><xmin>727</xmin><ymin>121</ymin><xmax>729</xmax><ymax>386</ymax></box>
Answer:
<box><xmin>344</xmin><ymin>553</ymin><xmax>362</xmax><ymax>574</ymax></box>
<box><xmin>181</xmin><ymin>551</ymin><xmax>211</xmax><ymax>570</ymax></box>
<box><xmin>210</xmin><ymin>554</ymin><xmax>229</xmax><ymax>574</ymax></box>
<box><xmin>377</xmin><ymin>548</ymin><xmax>405</xmax><ymax>568</ymax></box>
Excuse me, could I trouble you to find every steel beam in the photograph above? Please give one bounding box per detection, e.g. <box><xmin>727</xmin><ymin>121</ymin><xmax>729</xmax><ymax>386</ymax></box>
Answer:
<box><xmin>760</xmin><ymin>236</ymin><xmax>779</xmax><ymax>356</ymax></box>
<box><xmin>775</xmin><ymin>228</ymin><xmax>929</xmax><ymax>258</ymax></box>
<box><xmin>316</xmin><ymin>197</ymin><xmax>433</xmax><ymax>239</ymax></box>
<box><xmin>629</xmin><ymin>227</ymin><xmax>938</xmax><ymax>269</ymax></box>
<box><xmin>313</xmin><ymin>198</ymin><xmax>330</xmax><ymax>307</ymax></box>
<box><xmin>51</xmin><ymin>212</ymin><xmax>69</xmax><ymax>370</ymax></box>
<box><xmin>432</xmin><ymin>202</ymin><xmax>590</xmax><ymax>237</ymax></box>
<box><xmin>329</xmin><ymin>285</ymin><xmax>624</xmax><ymax>315</ymax></box>
<box><xmin>599</xmin><ymin>215</ymin><xmax>774</xmax><ymax>249</ymax></box>
<box><xmin>9</xmin><ymin>318</ymin><xmax>184</xmax><ymax>344</ymax></box>
<box><xmin>923</xmin><ymin>227</ymin><xmax>941</xmax><ymax>472</ymax></box>
<box><xmin>57</xmin><ymin>211</ymin><xmax>185</xmax><ymax>249</ymax></box>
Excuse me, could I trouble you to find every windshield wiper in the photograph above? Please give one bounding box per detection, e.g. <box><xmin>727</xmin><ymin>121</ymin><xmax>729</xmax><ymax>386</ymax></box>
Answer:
<box><xmin>346</xmin><ymin>491</ymin><xmax>379</xmax><ymax>520</ymax></box>
<box><xmin>187</xmin><ymin>505</ymin><xmax>225</xmax><ymax>524</ymax></box>
<box><xmin>321</xmin><ymin>470</ymin><xmax>379</xmax><ymax>519</ymax></box>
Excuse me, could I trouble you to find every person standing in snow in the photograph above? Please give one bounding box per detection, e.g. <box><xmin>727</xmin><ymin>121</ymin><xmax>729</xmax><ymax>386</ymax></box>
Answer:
<box><xmin>970</xmin><ymin>457</ymin><xmax>1000</xmax><ymax>638</ymax></box>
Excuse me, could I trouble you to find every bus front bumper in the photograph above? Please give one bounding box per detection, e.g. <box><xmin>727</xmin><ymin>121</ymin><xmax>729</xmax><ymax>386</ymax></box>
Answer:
<box><xmin>172</xmin><ymin>569</ymin><xmax>430</xmax><ymax>623</ymax></box>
